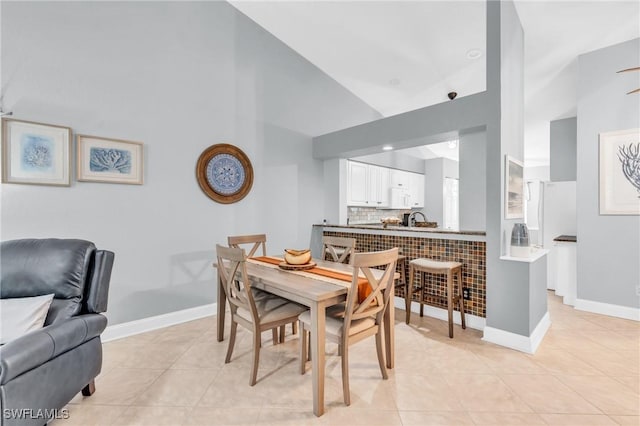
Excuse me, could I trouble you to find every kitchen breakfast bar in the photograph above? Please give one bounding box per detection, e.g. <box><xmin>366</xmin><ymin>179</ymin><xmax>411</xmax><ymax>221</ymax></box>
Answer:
<box><xmin>311</xmin><ymin>224</ymin><xmax>487</xmax><ymax>323</ymax></box>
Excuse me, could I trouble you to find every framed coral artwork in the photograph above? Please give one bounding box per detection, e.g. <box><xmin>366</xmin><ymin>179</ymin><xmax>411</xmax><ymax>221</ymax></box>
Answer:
<box><xmin>599</xmin><ymin>128</ymin><xmax>640</xmax><ymax>215</ymax></box>
<box><xmin>1</xmin><ymin>118</ymin><xmax>71</xmax><ymax>186</ymax></box>
<box><xmin>77</xmin><ymin>134</ymin><xmax>144</xmax><ymax>184</ymax></box>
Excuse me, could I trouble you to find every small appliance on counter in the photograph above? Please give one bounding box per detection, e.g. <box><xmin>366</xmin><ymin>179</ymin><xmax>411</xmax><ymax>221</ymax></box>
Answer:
<box><xmin>402</xmin><ymin>213</ymin><xmax>411</xmax><ymax>226</ymax></box>
<box><xmin>510</xmin><ymin>223</ymin><xmax>530</xmax><ymax>258</ymax></box>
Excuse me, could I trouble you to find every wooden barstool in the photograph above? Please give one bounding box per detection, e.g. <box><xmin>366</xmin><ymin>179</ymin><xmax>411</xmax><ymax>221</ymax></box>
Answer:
<box><xmin>405</xmin><ymin>258</ymin><xmax>466</xmax><ymax>338</ymax></box>
<box><xmin>396</xmin><ymin>253</ymin><xmax>408</xmax><ymax>299</ymax></box>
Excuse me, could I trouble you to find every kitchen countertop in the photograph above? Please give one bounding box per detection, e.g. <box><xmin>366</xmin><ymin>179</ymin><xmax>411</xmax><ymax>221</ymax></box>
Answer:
<box><xmin>553</xmin><ymin>235</ymin><xmax>577</xmax><ymax>242</ymax></box>
<box><xmin>315</xmin><ymin>223</ymin><xmax>486</xmax><ymax>236</ymax></box>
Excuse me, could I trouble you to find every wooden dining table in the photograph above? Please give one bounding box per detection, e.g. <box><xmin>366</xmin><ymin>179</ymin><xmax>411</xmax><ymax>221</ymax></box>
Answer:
<box><xmin>215</xmin><ymin>257</ymin><xmax>396</xmax><ymax>417</ymax></box>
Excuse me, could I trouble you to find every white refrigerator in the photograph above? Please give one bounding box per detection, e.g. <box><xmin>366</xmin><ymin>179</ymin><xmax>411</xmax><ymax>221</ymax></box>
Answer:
<box><xmin>525</xmin><ymin>180</ymin><xmax>577</xmax><ymax>294</ymax></box>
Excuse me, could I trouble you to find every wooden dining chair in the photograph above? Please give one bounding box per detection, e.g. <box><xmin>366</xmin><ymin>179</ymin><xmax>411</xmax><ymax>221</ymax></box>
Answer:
<box><xmin>298</xmin><ymin>247</ymin><xmax>398</xmax><ymax>405</ymax></box>
<box><xmin>228</xmin><ymin>234</ymin><xmax>298</xmax><ymax>341</ymax></box>
<box><xmin>322</xmin><ymin>235</ymin><xmax>356</xmax><ymax>264</ymax></box>
<box><xmin>216</xmin><ymin>245</ymin><xmax>307</xmax><ymax>386</ymax></box>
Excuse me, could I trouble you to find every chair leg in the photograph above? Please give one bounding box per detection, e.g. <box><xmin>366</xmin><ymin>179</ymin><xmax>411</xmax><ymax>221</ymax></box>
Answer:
<box><xmin>279</xmin><ymin>325</ymin><xmax>286</xmax><ymax>343</ymax></box>
<box><xmin>447</xmin><ymin>270</ymin><xmax>454</xmax><ymax>338</ymax></box>
<box><xmin>299</xmin><ymin>322</ymin><xmax>308</xmax><ymax>374</ymax></box>
<box><xmin>341</xmin><ymin>343</ymin><xmax>350</xmax><ymax>406</ymax></box>
<box><xmin>81</xmin><ymin>380</ymin><xmax>96</xmax><ymax>396</ymax></box>
<box><xmin>375</xmin><ymin>329</ymin><xmax>388</xmax><ymax>380</ymax></box>
<box><xmin>272</xmin><ymin>328</ymin><xmax>278</xmax><ymax>345</ymax></box>
<box><xmin>406</xmin><ymin>265</ymin><xmax>414</xmax><ymax>324</ymax></box>
<box><xmin>250</xmin><ymin>328</ymin><xmax>261</xmax><ymax>386</ymax></box>
<box><xmin>419</xmin><ymin>272</ymin><xmax>425</xmax><ymax>317</ymax></box>
<box><xmin>291</xmin><ymin>321</ymin><xmax>298</xmax><ymax>335</ymax></box>
<box><xmin>225</xmin><ymin>320</ymin><xmax>238</xmax><ymax>363</ymax></box>
<box><xmin>457</xmin><ymin>269</ymin><xmax>466</xmax><ymax>330</ymax></box>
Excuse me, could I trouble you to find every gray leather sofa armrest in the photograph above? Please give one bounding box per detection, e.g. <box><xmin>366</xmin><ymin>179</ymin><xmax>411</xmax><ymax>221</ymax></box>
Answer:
<box><xmin>85</xmin><ymin>250</ymin><xmax>115</xmax><ymax>314</ymax></box>
<box><xmin>0</xmin><ymin>314</ymin><xmax>107</xmax><ymax>385</ymax></box>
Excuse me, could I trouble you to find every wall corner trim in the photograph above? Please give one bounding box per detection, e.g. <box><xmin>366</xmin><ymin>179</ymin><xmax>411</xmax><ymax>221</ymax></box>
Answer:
<box><xmin>394</xmin><ymin>297</ymin><xmax>487</xmax><ymax>331</ymax></box>
<box><xmin>102</xmin><ymin>303</ymin><xmax>217</xmax><ymax>342</ymax></box>
<box><xmin>482</xmin><ymin>312</ymin><xmax>551</xmax><ymax>354</ymax></box>
<box><xmin>574</xmin><ymin>299</ymin><xmax>640</xmax><ymax>322</ymax></box>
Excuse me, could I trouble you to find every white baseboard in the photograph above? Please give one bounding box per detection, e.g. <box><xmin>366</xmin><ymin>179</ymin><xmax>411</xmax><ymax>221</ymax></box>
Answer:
<box><xmin>394</xmin><ymin>296</ymin><xmax>486</xmax><ymax>331</ymax></box>
<box><xmin>102</xmin><ymin>303</ymin><xmax>217</xmax><ymax>342</ymax></box>
<box><xmin>574</xmin><ymin>299</ymin><xmax>640</xmax><ymax>321</ymax></box>
<box><xmin>482</xmin><ymin>311</ymin><xmax>551</xmax><ymax>354</ymax></box>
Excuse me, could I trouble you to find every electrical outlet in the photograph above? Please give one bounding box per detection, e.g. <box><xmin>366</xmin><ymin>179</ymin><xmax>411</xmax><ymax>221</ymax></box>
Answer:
<box><xmin>462</xmin><ymin>288</ymin><xmax>471</xmax><ymax>300</ymax></box>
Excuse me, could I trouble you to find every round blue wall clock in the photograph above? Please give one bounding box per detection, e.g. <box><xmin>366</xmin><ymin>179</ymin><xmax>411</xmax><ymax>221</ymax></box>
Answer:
<box><xmin>196</xmin><ymin>144</ymin><xmax>253</xmax><ymax>204</ymax></box>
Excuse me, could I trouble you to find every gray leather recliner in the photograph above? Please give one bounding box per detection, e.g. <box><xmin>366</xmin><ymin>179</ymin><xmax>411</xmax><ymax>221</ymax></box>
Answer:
<box><xmin>0</xmin><ymin>239</ymin><xmax>114</xmax><ymax>426</ymax></box>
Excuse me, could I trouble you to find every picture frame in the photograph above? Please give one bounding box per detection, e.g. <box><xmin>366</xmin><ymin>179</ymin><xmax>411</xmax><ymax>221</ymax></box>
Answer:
<box><xmin>505</xmin><ymin>155</ymin><xmax>524</xmax><ymax>219</ymax></box>
<box><xmin>1</xmin><ymin>118</ymin><xmax>71</xmax><ymax>186</ymax></box>
<box><xmin>77</xmin><ymin>134</ymin><xmax>144</xmax><ymax>185</ymax></box>
<box><xmin>599</xmin><ymin>128</ymin><xmax>640</xmax><ymax>215</ymax></box>
<box><xmin>196</xmin><ymin>143</ymin><xmax>254</xmax><ymax>204</ymax></box>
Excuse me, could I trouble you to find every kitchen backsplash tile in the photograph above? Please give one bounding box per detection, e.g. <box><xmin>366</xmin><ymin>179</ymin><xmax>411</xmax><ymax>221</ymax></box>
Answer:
<box><xmin>348</xmin><ymin>207</ymin><xmax>413</xmax><ymax>224</ymax></box>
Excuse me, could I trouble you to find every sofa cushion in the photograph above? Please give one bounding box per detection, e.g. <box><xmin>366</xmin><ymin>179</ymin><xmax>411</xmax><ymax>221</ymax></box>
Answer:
<box><xmin>0</xmin><ymin>294</ymin><xmax>54</xmax><ymax>345</ymax></box>
<box><xmin>0</xmin><ymin>239</ymin><xmax>96</xmax><ymax>324</ymax></box>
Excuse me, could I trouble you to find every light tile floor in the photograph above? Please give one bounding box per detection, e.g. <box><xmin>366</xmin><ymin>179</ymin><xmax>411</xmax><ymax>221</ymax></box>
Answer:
<box><xmin>53</xmin><ymin>293</ymin><xmax>639</xmax><ymax>425</ymax></box>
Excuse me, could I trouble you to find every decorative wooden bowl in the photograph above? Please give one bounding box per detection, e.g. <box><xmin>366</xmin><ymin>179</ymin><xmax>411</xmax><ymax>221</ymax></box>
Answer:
<box><xmin>278</xmin><ymin>261</ymin><xmax>317</xmax><ymax>271</ymax></box>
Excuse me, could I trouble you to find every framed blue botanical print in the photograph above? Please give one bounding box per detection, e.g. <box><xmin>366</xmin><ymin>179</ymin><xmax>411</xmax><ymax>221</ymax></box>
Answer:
<box><xmin>196</xmin><ymin>143</ymin><xmax>253</xmax><ymax>204</ymax></box>
<box><xmin>1</xmin><ymin>118</ymin><xmax>71</xmax><ymax>186</ymax></box>
<box><xmin>77</xmin><ymin>134</ymin><xmax>144</xmax><ymax>185</ymax></box>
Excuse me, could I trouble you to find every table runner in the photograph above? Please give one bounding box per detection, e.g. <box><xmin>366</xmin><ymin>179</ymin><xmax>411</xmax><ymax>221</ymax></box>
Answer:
<box><xmin>248</xmin><ymin>256</ymin><xmax>372</xmax><ymax>303</ymax></box>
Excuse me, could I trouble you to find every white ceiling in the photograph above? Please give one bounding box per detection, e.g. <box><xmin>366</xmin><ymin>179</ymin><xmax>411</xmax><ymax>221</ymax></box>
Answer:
<box><xmin>230</xmin><ymin>0</ymin><xmax>639</xmax><ymax>167</ymax></box>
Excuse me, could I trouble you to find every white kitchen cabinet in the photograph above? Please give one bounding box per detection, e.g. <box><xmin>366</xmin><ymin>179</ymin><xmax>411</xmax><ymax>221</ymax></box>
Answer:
<box><xmin>368</xmin><ymin>165</ymin><xmax>390</xmax><ymax>207</ymax></box>
<box><xmin>408</xmin><ymin>172</ymin><xmax>425</xmax><ymax>208</ymax></box>
<box><xmin>389</xmin><ymin>169</ymin><xmax>410</xmax><ymax>189</ymax></box>
<box><xmin>347</xmin><ymin>161</ymin><xmax>369</xmax><ymax>206</ymax></box>
<box><xmin>553</xmin><ymin>240</ymin><xmax>577</xmax><ymax>306</ymax></box>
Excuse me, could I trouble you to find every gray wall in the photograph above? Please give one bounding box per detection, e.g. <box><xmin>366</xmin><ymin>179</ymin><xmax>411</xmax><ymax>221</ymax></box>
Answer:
<box><xmin>1</xmin><ymin>1</ymin><xmax>380</xmax><ymax>325</ymax></box>
<box><xmin>550</xmin><ymin>117</ymin><xmax>577</xmax><ymax>181</ymax></box>
<box><xmin>459</xmin><ymin>130</ymin><xmax>487</xmax><ymax>231</ymax></box>
<box><xmin>484</xmin><ymin>0</ymin><xmax>547</xmax><ymax>336</ymax></box>
<box><xmin>576</xmin><ymin>38</ymin><xmax>640</xmax><ymax>309</ymax></box>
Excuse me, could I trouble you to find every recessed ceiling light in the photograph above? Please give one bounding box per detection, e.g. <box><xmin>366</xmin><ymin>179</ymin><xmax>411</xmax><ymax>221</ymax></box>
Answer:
<box><xmin>383</xmin><ymin>145</ymin><xmax>393</xmax><ymax>151</ymax></box>
<box><xmin>466</xmin><ymin>48</ymin><xmax>483</xmax><ymax>60</ymax></box>
<box><xmin>447</xmin><ymin>140</ymin><xmax>458</xmax><ymax>149</ymax></box>
<box><xmin>388</xmin><ymin>78</ymin><xmax>400</xmax><ymax>86</ymax></box>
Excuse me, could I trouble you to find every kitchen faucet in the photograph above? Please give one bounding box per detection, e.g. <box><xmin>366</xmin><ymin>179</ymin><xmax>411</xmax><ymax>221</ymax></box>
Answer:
<box><xmin>408</xmin><ymin>211</ymin><xmax>426</xmax><ymax>227</ymax></box>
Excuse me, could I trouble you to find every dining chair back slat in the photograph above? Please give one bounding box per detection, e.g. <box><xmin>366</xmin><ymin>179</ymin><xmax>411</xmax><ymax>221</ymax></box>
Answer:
<box><xmin>216</xmin><ymin>245</ymin><xmax>258</xmax><ymax>322</ymax></box>
<box><xmin>345</xmin><ymin>249</ymin><xmax>397</xmax><ymax>324</ymax></box>
<box><xmin>322</xmin><ymin>236</ymin><xmax>356</xmax><ymax>264</ymax></box>
<box><xmin>228</xmin><ymin>234</ymin><xmax>267</xmax><ymax>258</ymax></box>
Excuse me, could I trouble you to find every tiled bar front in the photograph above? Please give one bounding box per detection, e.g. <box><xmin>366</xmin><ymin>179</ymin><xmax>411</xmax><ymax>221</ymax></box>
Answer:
<box><xmin>323</xmin><ymin>227</ymin><xmax>487</xmax><ymax>318</ymax></box>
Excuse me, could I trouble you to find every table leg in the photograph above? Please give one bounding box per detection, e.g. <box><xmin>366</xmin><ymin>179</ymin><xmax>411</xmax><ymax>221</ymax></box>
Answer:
<box><xmin>217</xmin><ymin>272</ymin><xmax>226</xmax><ymax>342</ymax></box>
<box><xmin>310</xmin><ymin>300</ymin><xmax>326</xmax><ymax>417</ymax></box>
<box><xmin>385</xmin><ymin>278</ymin><xmax>395</xmax><ymax>369</ymax></box>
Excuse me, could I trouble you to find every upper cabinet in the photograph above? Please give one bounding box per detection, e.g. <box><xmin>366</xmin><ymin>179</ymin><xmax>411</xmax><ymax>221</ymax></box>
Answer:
<box><xmin>347</xmin><ymin>161</ymin><xmax>390</xmax><ymax>207</ymax></box>
<box><xmin>389</xmin><ymin>169</ymin><xmax>410</xmax><ymax>189</ymax></box>
<box><xmin>347</xmin><ymin>160</ymin><xmax>423</xmax><ymax>209</ymax></box>
<box><xmin>368</xmin><ymin>165</ymin><xmax>390</xmax><ymax>207</ymax></box>
<box><xmin>347</xmin><ymin>161</ymin><xmax>369</xmax><ymax>206</ymax></box>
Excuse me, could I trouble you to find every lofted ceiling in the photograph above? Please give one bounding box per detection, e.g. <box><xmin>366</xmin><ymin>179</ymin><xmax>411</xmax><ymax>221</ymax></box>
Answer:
<box><xmin>230</xmin><ymin>0</ymin><xmax>639</xmax><ymax>167</ymax></box>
